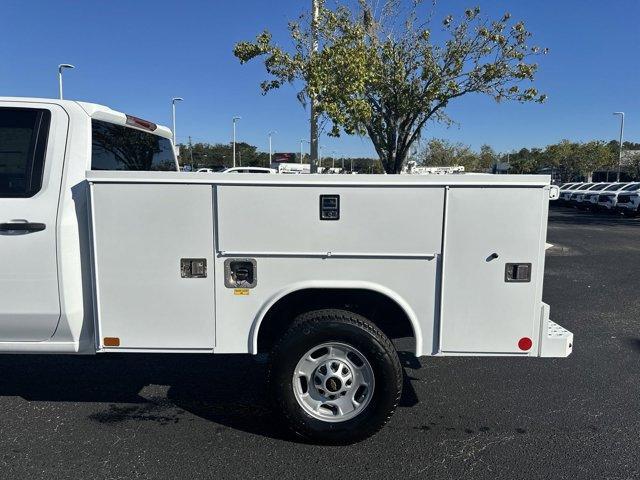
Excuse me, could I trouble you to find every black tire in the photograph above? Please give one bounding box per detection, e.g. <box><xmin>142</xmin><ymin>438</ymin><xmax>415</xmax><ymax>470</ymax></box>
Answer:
<box><xmin>269</xmin><ymin>309</ymin><xmax>403</xmax><ymax>444</ymax></box>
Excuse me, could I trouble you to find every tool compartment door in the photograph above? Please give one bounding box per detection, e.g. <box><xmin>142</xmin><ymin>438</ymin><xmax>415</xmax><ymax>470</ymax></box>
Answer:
<box><xmin>90</xmin><ymin>183</ymin><xmax>215</xmax><ymax>350</ymax></box>
<box><xmin>440</xmin><ymin>187</ymin><xmax>545</xmax><ymax>354</ymax></box>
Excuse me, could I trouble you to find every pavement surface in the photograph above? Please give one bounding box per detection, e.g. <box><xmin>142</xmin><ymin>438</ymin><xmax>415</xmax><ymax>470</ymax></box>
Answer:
<box><xmin>1</xmin><ymin>208</ymin><xmax>639</xmax><ymax>480</ymax></box>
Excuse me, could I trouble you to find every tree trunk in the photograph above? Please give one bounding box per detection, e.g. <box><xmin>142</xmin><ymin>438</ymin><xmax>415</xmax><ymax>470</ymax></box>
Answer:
<box><xmin>380</xmin><ymin>150</ymin><xmax>409</xmax><ymax>174</ymax></box>
<box><xmin>366</xmin><ymin>116</ymin><xmax>414</xmax><ymax>174</ymax></box>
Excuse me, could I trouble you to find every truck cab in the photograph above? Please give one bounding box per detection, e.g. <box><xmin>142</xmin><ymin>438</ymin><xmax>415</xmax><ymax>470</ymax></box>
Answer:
<box><xmin>0</xmin><ymin>97</ymin><xmax>177</xmax><ymax>347</ymax></box>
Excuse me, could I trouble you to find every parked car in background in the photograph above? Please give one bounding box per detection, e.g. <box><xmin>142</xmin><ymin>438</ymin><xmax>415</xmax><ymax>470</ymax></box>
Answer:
<box><xmin>558</xmin><ymin>182</ymin><xmax>584</xmax><ymax>204</ymax></box>
<box><xmin>222</xmin><ymin>166</ymin><xmax>276</xmax><ymax>174</ymax></box>
<box><xmin>570</xmin><ymin>183</ymin><xmax>606</xmax><ymax>208</ymax></box>
<box><xmin>577</xmin><ymin>183</ymin><xmax>612</xmax><ymax>209</ymax></box>
<box><xmin>196</xmin><ymin>168</ymin><xmax>215</xmax><ymax>173</ymax></box>
<box><xmin>616</xmin><ymin>184</ymin><xmax>640</xmax><ymax>216</ymax></box>
<box><xmin>583</xmin><ymin>182</ymin><xmax>626</xmax><ymax>210</ymax></box>
<box><xmin>597</xmin><ymin>182</ymin><xmax>638</xmax><ymax>211</ymax></box>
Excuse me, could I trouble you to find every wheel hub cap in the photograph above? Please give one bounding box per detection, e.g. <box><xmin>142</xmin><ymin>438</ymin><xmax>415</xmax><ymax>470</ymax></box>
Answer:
<box><xmin>293</xmin><ymin>342</ymin><xmax>375</xmax><ymax>423</ymax></box>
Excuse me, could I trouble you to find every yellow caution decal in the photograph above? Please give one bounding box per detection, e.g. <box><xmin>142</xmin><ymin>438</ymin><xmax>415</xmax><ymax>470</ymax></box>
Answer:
<box><xmin>234</xmin><ymin>288</ymin><xmax>250</xmax><ymax>296</ymax></box>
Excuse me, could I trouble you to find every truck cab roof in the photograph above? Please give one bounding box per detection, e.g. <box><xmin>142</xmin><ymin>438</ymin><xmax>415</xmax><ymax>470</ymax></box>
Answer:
<box><xmin>0</xmin><ymin>97</ymin><xmax>173</xmax><ymax>139</ymax></box>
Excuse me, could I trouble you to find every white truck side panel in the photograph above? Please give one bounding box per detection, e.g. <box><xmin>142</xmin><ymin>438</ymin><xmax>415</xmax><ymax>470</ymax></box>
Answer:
<box><xmin>214</xmin><ymin>258</ymin><xmax>438</xmax><ymax>355</ymax></box>
<box><xmin>440</xmin><ymin>187</ymin><xmax>545</xmax><ymax>354</ymax></box>
<box><xmin>85</xmin><ymin>172</ymin><xmax>567</xmax><ymax>358</ymax></box>
<box><xmin>90</xmin><ymin>183</ymin><xmax>215</xmax><ymax>350</ymax></box>
<box><xmin>216</xmin><ymin>185</ymin><xmax>445</xmax><ymax>256</ymax></box>
<box><xmin>213</xmin><ymin>185</ymin><xmax>444</xmax><ymax>355</ymax></box>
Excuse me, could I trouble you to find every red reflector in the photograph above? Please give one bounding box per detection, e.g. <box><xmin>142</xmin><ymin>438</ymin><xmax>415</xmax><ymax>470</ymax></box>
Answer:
<box><xmin>125</xmin><ymin>115</ymin><xmax>157</xmax><ymax>132</ymax></box>
<box><xmin>518</xmin><ymin>337</ymin><xmax>533</xmax><ymax>351</ymax></box>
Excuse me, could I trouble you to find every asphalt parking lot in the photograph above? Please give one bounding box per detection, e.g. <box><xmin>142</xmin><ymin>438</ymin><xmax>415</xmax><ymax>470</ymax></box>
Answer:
<box><xmin>1</xmin><ymin>208</ymin><xmax>639</xmax><ymax>480</ymax></box>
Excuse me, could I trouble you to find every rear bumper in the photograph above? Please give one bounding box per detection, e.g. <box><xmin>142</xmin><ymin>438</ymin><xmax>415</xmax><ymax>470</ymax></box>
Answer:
<box><xmin>539</xmin><ymin>303</ymin><xmax>573</xmax><ymax>357</ymax></box>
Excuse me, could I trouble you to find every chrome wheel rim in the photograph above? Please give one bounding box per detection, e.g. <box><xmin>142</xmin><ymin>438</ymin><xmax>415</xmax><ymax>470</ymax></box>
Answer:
<box><xmin>292</xmin><ymin>342</ymin><xmax>375</xmax><ymax>423</ymax></box>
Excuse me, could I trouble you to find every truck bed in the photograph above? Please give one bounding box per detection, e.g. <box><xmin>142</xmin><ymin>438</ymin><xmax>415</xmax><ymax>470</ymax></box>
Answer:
<box><xmin>87</xmin><ymin>171</ymin><xmax>571</xmax><ymax>358</ymax></box>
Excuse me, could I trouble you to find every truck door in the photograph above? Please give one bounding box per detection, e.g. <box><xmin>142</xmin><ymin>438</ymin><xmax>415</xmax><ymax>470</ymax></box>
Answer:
<box><xmin>439</xmin><ymin>187</ymin><xmax>546</xmax><ymax>354</ymax></box>
<box><xmin>0</xmin><ymin>103</ymin><xmax>68</xmax><ymax>341</ymax></box>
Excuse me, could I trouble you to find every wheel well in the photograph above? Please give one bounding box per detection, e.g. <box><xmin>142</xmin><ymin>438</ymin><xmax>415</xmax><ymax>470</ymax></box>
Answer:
<box><xmin>257</xmin><ymin>288</ymin><xmax>416</xmax><ymax>354</ymax></box>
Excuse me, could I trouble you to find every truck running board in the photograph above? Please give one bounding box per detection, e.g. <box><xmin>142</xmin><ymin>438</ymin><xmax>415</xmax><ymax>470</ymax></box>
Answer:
<box><xmin>539</xmin><ymin>303</ymin><xmax>573</xmax><ymax>357</ymax></box>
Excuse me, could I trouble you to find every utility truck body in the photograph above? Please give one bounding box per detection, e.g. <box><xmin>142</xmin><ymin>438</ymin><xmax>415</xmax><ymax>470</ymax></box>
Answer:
<box><xmin>0</xmin><ymin>98</ymin><xmax>572</xmax><ymax>443</ymax></box>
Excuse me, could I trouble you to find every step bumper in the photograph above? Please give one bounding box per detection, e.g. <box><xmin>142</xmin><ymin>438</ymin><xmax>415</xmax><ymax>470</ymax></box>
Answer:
<box><xmin>539</xmin><ymin>304</ymin><xmax>573</xmax><ymax>357</ymax></box>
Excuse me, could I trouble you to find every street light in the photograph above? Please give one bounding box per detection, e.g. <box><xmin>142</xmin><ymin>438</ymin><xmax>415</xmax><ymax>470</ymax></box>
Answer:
<box><xmin>330</xmin><ymin>150</ymin><xmax>337</xmax><ymax>169</ymax></box>
<box><xmin>613</xmin><ymin>112</ymin><xmax>625</xmax><ymax>182</ymax></box>
<box><xmin>268</xmin><ymin>130</ymin><xmax>277</xmax><ymax>165</ymax></box>
<box><xmin>58</xmin><ymin>64</ymin><xmax>75</xmax><ymax>100</ymax></box>
<box><xmin>318</xmin><ymin>145</ymin><xmax>326</xmax><ymax>171</ymax></box>
<box><xmin>300</xmin><ymin>139</ymin><xmax>310</xmax><ymax>164</ymax></box>
<box><xmin>232</xmin><ymin>116</ymin><xmax>241</xmax><ymax>168</ymax></box>
<box><xmin>171</xmin><ymin>97</ymin><xmax>183</xmax><ymax>149</ymax></box>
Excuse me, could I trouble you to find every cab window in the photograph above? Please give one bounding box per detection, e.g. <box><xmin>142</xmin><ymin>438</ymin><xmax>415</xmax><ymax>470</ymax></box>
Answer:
<box><xmin>0</xmin><ymin>108</ymin><xmax>50</xmax><ymax>197</ymax></box>
<box><xmin>91</xmin><ymin>120</ymin><xmax>176</xmax><ymax>171</ymax></box>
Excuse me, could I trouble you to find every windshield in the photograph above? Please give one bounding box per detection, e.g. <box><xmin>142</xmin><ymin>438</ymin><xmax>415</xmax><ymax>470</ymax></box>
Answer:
<box><xmin>603</xmin><ymin>183</ymin><xmax>624</xmax><ymax>191</ymax></box>
<box><xmin>588</xmin><ymin>183</ymin><xmax>607</xmax><ymax>190</ymax></box>
<box><xmin>622</xmin><ymin>183</ymin><xmax>640</xmax><ymax>191</ymax></box>
<box><xmin>576</xmin><ymin>184</ymin><xmax>593</xmax><ymax>190</ymax></box>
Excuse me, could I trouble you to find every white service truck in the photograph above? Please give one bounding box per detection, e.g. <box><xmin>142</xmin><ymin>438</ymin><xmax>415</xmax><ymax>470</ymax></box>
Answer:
<box><xmin>0</xmin><ymin>97</ymin><xmax>572</xmax><ymax>444</ymax></box>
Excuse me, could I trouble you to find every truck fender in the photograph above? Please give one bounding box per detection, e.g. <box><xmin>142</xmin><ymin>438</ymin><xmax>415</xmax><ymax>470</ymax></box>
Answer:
<box><xmin>249</xmin><ymin>280</ymin><xmax>423</xmax><ymax>356</ymax></box>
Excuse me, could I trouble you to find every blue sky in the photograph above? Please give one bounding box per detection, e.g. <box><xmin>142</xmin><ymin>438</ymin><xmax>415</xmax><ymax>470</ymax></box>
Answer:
<box><xmin>1</xmin><ymin>0</ymin><xmax>638</xmax><ymax>157</ymax></box>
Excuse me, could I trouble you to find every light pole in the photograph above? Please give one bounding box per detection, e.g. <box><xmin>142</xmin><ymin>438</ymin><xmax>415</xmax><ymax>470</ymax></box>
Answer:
<box><xmin>300</xmin><ymin>139</ymin><xmax>310</xmax><ymax>163</ymax></box>
<box><xmin>58</xmin><ymin>64</ymin><xmax>75</xmax><ymax>100</ymax></box>
<box><xmin>232</xmin><ymin>116</ymin><xmax>241</xmax><ymax>168</ymax></box>
<box><xmin>171</xmin><ymin>97</ymin><xmax>183</xmax><ymax>149</ymax></box>
<box><xmin>318</xmin><ymin>145</ymin><xmax>326</xmax><ymax>172</ymax></box>
<box><xmin>310</xmin><ymin>0</ymin><xmax>320</xmax><ymax>173</ymax></box>
<box><xmin>268</xmin><ymin>130</ymin><xmax>277</xmax><ymax>165</ymax></box>
<box><xmin>330</xmin><ymin>150</ymin><xmax>337</xmax><ymax>169</ymax></box>
<box><xmin>613</xmin><ymin>112</ymin><xmax>625</xmax><ymax>182</ymax></box>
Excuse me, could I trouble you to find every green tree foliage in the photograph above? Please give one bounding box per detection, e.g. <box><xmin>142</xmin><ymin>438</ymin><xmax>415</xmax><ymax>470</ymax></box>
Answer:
<box><xmin>624</xmin><ymin>152</ymin><xmax>640</xmax><ymax>180</ymax></box>
<box><xmin>177</xmin><ymin>141</ymin><xmax>383</xmax><ymax>173</ymax></box>
<box><xmin>521</xmin><ymin>140</ymin><xmax>614</xmax><ymax>180</ymax></box>
<box><xmin>234</xmin><ymin>1</ymin><xmax>547</xmax><ymax>173</ymax></box>
<box><xmin>177</xmin><ymin>141</ymin><xmax>270</xmax><ymax>169</ymax></box>
<box><xmin>419</xmin><ymin>139</ymin><xmax>497</xmax><ymax>172</ymax></box>
<box><xmin>507</xmin><ymin>147</ymin><xmax>544</xmax><ymax>174</ymax></box>
<box><xmin>176</xmin><ymin>137</ymin><xmax>638</xmax><ymax>180</ymax></box>
<box><xmin>478</xmin><ymin>144</ymin><xmax>499</xmax><ymax>171</ymax></box>
<box><xmin>416</xmin><ymin>138</ymin><xmax>638</xmax><ymax>180</ymax></box>
<box><xmin>420</xmin><ymin>138</ymin><xmax>479</xmax><ymax>170</ymax></box>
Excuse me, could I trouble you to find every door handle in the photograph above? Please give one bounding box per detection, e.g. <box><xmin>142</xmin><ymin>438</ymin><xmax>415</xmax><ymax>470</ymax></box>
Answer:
<box><xmin>0</xmin><ymin>222</ymin><xmax>46</xmax><ymax>232</ymax></box>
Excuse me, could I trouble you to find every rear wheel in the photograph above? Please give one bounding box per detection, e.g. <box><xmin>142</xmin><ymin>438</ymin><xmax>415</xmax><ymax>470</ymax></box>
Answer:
<box><xmin>269</xmin><ymin>309</ymin><xmax>403</xmax><ymax>444</ymax></box>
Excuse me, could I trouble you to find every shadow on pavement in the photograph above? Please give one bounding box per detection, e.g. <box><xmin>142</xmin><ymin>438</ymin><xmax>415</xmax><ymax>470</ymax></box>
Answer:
<box><xmin>0</xmin><ymin>351</ymin><xmax>419</xmax><ymax>442</ymax></box>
